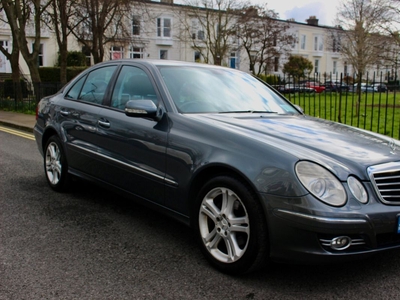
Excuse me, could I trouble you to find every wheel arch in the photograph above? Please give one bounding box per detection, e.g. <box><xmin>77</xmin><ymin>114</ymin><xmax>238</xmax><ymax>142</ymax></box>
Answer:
<box><xmin>189</xmin><ymin>164</ymin><xmax>271</xmax><ymax>274</ymax></box>
<box><xmin>42</xmin><ymin>127</ymin><xmax>59</xmax><ymax>152</ymax></box>
<box><xmin>188</xmin><ymin>164</ymin><xmax>264</xmax><ymax>228</ymax></box>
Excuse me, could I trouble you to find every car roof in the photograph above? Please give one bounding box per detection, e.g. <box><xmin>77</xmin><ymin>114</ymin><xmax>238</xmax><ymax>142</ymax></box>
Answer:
<box><xmin>96</xmin><ymin>59</ymin><xmax>235</xmax><ymax>71</ymax></box>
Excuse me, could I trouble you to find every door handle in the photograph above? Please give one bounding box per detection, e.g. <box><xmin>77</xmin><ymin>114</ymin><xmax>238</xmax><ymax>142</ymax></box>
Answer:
<box><xmin>60</xmin><ymin>110</ymin><xmax>70</xmax><ymax>116</ymax></box>
<box><xmin>98</xmin><ymin>119</ymin><xmax>110</xmax><ymax>128</ymax></box>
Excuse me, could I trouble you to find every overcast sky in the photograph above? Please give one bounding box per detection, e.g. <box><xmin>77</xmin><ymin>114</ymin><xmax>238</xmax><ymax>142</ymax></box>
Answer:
<box><xmin>264</xmin><ymin>0</ymin><xmax>339</xmax><ymax>26</ymax></box>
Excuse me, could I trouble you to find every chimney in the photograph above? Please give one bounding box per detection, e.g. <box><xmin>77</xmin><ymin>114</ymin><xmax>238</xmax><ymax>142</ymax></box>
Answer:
<box><xmin>306</xmin><ymin>16</ymin><xmax>319</xmax><ymax>26</ymax></box>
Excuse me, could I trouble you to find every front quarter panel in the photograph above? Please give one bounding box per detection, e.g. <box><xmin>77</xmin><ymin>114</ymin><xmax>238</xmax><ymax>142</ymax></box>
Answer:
<box><xmin>164</xmin><ymin>113</ymin><xmax>306</xmax><ymax>216</ymax></box>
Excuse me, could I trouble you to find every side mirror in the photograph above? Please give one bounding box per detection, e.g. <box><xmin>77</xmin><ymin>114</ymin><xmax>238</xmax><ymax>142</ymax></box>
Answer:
<box><xmin>125</xmin><ymin>100</ymin><xmax>163</xmax><ymax>121</ymax></box>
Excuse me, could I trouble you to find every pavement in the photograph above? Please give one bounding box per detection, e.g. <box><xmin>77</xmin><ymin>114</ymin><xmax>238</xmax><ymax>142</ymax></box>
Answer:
<box><xmin>0</xmin><ymin>110</ymin><xmax>36</xmax><ymax>133</ymax></box>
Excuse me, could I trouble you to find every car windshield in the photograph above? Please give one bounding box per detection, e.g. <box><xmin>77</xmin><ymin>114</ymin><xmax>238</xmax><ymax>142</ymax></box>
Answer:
<box><xmin>157</xmin><ymin>66</ymin><xmax>299</xmax><ymax>114</ymax></box>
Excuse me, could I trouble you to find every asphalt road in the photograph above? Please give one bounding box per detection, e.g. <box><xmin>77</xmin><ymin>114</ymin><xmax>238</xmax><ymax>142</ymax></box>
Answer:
<box><xmin>2</xmin><ymin>128</ymin><xmax>400</xmax><ymax>299</ymax></box>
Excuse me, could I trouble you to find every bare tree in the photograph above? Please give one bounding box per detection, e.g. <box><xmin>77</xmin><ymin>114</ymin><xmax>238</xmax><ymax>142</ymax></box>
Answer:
<box><xmin>69</xmin><ymin>0</ymin><xmax>134</xmax><ymax>64</ymax></box>
<box><xmin>45</xmin><ymin>0</ymin><xmax>78</xmax><ymax>84</ymax></box>
<box><xmin>0</xmin><ymin>7</ymin><xmax>22</xmax><ymax>89</ymax></box>
<box><xmin>334</xmin><ymin>0</ymin><xmax>394</xmax><ymax>77</ymax></box>
<box><xmin>236</xmin><ymin>5</ymin><xmax>296</xmax><ymax>76</ymax></box>
<box><xmin>179</xmin><ymin>0</ymin><xmax>246</xmax><ymax>65</ymax></box>
<box><xmin>375</xmin><ymin>1</ymin><xmax>400</xmax><ymax>79</ymax></box>
<box><xmin>0</xmin><ymin>0</ymin><xmax>51</xmax><ymax>84</ymax></box>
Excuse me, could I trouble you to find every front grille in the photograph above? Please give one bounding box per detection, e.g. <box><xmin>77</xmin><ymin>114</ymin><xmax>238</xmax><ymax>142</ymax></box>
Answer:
<box><xmin>368</xmin><ymin>162</ymin><xmax>400</xmax><ymax>204</ymax></box>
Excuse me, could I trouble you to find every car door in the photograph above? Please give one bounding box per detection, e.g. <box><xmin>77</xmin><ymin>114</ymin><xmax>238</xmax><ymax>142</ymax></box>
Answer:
<box><xmin>58</xmin><ymin>65</ymin><xmax>118</xmax><ymax>178</ymax></box>
<box><xmin>95</xmin><ymin>65</ymin><xmax>168</xmax><ymax>205</ymax></box>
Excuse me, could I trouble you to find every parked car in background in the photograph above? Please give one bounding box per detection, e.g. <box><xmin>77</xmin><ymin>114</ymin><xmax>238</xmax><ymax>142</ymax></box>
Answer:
<box><xmin>350</xmin><ymin>83</ymin><xmax>377</xmax><ymax>93</ymax></box>
<box><xmin>34</xmin><ymin>59</ymin><xmax>400</xmax><ymax>275</ymax></box>
<box><xmin>305</xmin><ymin>82</ymin><xmax>325</xmax><ymax>93</ymax></box>
<box><xmin>323</xmin><ymin>80</ymin><xmax>350</xmax><ymax>92</ymax></box>
<box><xmin>373</xmin><ymin>83</ymin><xmax>388</xmax><ymax>92</ymax></box>
<box><xmin>276</xmin><ymin>83</ymin><xmax>298</xmax><ymax>93</ymax></box>
<box><xmin>277</xmin><ymin>83</ymin><xmax>315</xmax><ymax>94</ymax></box>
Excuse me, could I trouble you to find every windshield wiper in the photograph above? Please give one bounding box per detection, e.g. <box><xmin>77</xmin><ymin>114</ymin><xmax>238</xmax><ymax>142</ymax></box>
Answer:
<box><xmin>250</xmin><ymin>110</ymin><xmax>278</xmax><ymax>114</ymax></box>
<box><xmin>218</xmin><ymin>110</ymin><xmax>278</xmax><ymax>114</ymax></box>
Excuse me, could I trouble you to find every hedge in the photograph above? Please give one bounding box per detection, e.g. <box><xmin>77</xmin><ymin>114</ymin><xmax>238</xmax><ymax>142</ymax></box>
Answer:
<box><xmin>38</xmin><ymin>67</ymin><xmax>88</xmax><ymax>82</ymax></box>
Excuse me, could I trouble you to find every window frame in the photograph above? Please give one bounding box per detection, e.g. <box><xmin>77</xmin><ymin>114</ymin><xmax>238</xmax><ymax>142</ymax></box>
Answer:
<box><xmin>300</xmin><ymin>35</ymin><xmax>306</xmax><ymax>50</ymax></box>
<box><xmin>129</xmin><ymin>47</ymin><xmax>145</xmax><ymax>59</ymax></box>
<box><xmin>65</xmin><ymin>65</ymin><xmax>117</xmax><ymax>105</ymax></box>
<box><xmin>132</xmin><ymin>15</ymin><xmax>141</xmax><ymax>36</ymax></box>
<box><xmin>314</xmin><ymin>59</ymin><xmax>319</xmax><ymax>74</ymax></box>
<box><xmin>157</xmin><ymin>17</ymin><xmax>172</xmax><ymax>38</ymax></box>
<box><xmin>110</xmin><ymin>46</ymin><xmax>124</xmax><ymax>60</ymax></box>
<box><xmin>160</xmin><ymin>50</ymin><xmax>168</xmax><ymax>60</ymax></box>
<box><xmin>32</xmin><ymin>43</ymin><xmax>44</xmax><ymax>66</ymax></box>
<box><xmin>110</xmin><ymin>65</ymin><xmax>159</xmax><ymax>110</ymax></box>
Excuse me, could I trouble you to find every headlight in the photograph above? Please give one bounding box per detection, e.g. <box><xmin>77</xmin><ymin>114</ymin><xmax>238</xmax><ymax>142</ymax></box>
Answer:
<box><xmin>347</xmin><ymin>176</ymin><xmax>368</xmax><ymax>204</ymax></box>
<box><xmin>295</xmin><ymin>161</ymin><xmax>347</xmax><ymax>206</ymax></box>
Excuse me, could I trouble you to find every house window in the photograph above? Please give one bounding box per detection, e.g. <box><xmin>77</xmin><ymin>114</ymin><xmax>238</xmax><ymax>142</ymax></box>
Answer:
<box><xmin>110</xmin><ymin>46</ymin><xmax>123</xmax><ymax>60</ymax></box>
<box><xmin>314</xmin><ymin>59</ymin><xmax>319</xmax><ymax>74</ymax></box>
<box><xmin>191</xmin><ymin>19</ymin><xmax>205</xmax><ymax>40</ymax></box>
<box><xmin>0</xmin><ymin>41</ymin><xmax>8</xmax><ymax>71</ymax></box>
<box><xmin>82</xmin><ymin>18</ymin><xmax>91</xmax><ymax>36</ymax></box>
<box><xmin>32</xmin><ymin>43</ymin><xmax>43</xmax><ymax>66</ymax></box>
<box><xmin>314</xmin><ymin>36</ymin><xmax>323</xmax><ymax>51</ymax></box>
<box><xmin>130</xmin><ymin>47</ymin><xmax>144</xmax><ymax>59</ymax></box>
<box><xmin>132</xmin><ymin>16</ymin><xmax>140</xmax><ymax>36</ymax></box>
<box><xmin>157</xmin><ymin>17</ymin><xmax>171</xmax><ymax>38</ymax></box>
<box><xmin>191</xmin><ymin>20</ymin><xmax>198</xmax><ymax>39</ymax></box>
<box><xmin>344</xmin><ymin>61</ymin><xmax>348</xmax><ymax>75</ymax></box>
<box><xmin>300</xmin><ymin>35</ymin><xmax>306</xmax><ymax>50</ymax></box>
<box><xmin>333</xmin><ymin>61</ymin><xmax>337</xmax><ymax>74</ymax></box>
<box><xmin>198</xmin><ymin>30</ymin><xmax>205</xmax><ymax>40</ymax></box>
<box><xmin>160</xmin><ymin>50</ymin><xmax>168</xmax><ymax>59</ymax></box>
<box><xmin>194</xmin><ymin>51</ymin><xmax>201</xmax><ymax>62</ymax></box>
<box><xmin>0</xmin><ymin>41</ymin><xmax>8</xmax><ymax>50</ymax></box>
<box><xmin>230</xmin><ymin>52</ymin><xmax>237</xmax><ymax>69</ymax></box>
<box><xmin>291</xmin><ymin>34</ymin><xmax>297</xmax><ymax>49</ymax></box>
<box><xmin>82</xmin><ymin>46</ymin><xmax>91</xmax><ymax>66</ymax></box>
<box><xmin>274</xmin><ymin>57</ymin><xmax>279</xmax><ymax>72</ymax></box>
<box><xmin>332</xmin><ymin>36</ymin><xmax>340</xmax><ymax>52</ymax></box>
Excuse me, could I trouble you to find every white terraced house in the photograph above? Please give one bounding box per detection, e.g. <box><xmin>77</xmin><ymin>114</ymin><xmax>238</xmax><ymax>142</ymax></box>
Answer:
<box><xmin>0</xmin><ymin>0</ymin><xmax>384</xmax><ymax>82</ymax></box>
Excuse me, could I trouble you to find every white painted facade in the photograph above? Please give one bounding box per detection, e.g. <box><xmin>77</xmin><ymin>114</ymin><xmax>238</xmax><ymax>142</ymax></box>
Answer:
<box><xmin>0</xmin><ymin>0</ymin><xmax>371</xmax><ymax>81</ymax></box>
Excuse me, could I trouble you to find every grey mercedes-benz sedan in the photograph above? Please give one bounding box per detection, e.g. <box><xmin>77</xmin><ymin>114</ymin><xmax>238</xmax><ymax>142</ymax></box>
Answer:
<box><xmin>34</xmin><ymin>59</ymin><xmax>400</xmax><ymax>275</ymax></box>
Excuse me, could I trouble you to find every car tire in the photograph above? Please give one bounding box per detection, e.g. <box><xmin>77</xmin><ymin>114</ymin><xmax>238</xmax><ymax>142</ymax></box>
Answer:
<box><xmin>195</xmin><ymin>175</ymin><xmax>269</xmax><ymax>275</ymax></box>
<box><xmin>44</xmin><ymin>135</ymin><xmax>70</xmax><ymax>192</ymax></box>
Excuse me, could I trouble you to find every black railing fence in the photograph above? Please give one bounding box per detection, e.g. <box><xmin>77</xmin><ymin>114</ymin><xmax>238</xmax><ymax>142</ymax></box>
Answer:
<box><xmin>0</xmin><ymin>81</ymin><xmax>63</xmax><ymax>113</ymax></box>
<box><xmin>271</xmin><ymin>72</ymin><xmax>400</xmax><ymax>139</ymax></box>
<box><xmin>1</xmin><ymin>73</ymin><xmax>400</xmax><ymax>139</ymax></box>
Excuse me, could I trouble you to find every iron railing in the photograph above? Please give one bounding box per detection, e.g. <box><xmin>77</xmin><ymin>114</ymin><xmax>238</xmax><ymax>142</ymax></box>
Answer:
<box><xmin>0</xmin><ymin>81</ymin><xmax>63</xmax><ymax>114</ymax></box>
<box><xmin>271</xmin><ymin>73</ymin><xmax>400</xmax><ymax>139</ymax></box>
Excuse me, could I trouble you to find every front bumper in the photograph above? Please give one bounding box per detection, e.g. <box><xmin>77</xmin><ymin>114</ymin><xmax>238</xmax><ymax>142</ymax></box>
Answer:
<box><xmin>263</xmin><ymin>192</ymin><xmax>400</xmax><ymax>264</ymax></box>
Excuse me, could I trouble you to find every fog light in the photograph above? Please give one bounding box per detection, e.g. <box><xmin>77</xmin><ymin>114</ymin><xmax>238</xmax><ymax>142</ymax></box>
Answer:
<box><xmin>331</xmin><ymin>236</ymin><xmax>351</xmax><ymax>250</ymax></box>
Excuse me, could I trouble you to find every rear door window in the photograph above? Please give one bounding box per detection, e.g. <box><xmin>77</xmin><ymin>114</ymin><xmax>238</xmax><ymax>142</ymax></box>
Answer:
<box><xmin>65</xmin><ymin>66</ymin><xmax>117</xmax><ymax>104</ymax></box>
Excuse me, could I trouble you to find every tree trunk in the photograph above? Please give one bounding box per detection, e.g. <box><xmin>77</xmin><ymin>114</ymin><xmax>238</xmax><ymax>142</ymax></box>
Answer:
<box><xmin>10</xmin><ymin>50</ymin><xmax>23</xmax><ymax>103</ymax></box>
<box><xmin>59</xmin><ymin>41</ymin><xmax>68</xmax><ymax>85</ymax></box>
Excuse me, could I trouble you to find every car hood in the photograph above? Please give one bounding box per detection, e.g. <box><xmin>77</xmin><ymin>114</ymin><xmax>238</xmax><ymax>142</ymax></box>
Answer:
<box><xmin>192</xmin><ymin>113</ymin><xmax>400</xmax><ymax>180</ymax></box>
